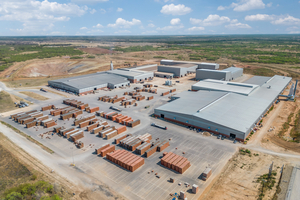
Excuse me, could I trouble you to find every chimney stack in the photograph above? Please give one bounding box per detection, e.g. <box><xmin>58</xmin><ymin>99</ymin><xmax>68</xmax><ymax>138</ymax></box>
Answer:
<box><xmin>110</xmin><ymin>61</ymin><xmax>114</xmax><ymax>71</ymax></box>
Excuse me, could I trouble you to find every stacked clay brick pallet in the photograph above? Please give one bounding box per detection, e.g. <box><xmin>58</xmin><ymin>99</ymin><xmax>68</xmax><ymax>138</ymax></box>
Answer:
<box><xmin>160</xmin><ymin>152</ymin><xmax>191</xmax><ymax>174</ymax></box>
<box><xmin>106</xmin><ymin>149</ymin><xmax>144</xmax><ymax>172</ymax></box>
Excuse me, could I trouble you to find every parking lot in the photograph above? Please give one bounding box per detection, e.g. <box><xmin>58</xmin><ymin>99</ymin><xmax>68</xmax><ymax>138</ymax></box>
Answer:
<box><xmin>1</xmin><ymin>80</ymin><xmax>237</xmax><ymax>200</ymax></box>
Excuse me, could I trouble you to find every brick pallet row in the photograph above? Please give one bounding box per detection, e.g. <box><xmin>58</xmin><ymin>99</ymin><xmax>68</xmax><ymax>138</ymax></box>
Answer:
<box><xmin>95</xmin><ymin>144</ymin><xmax>110</xmax><ymax>155</ymax></box>
<box><xmin>79</xmin><ymin>118</ymin><xmax>98</xmax><ymax>128</ymax></box>
<box><xmin>41</xmin><ymin>105</ymin><xmax>54</xmax><ymax>111</ymax></box>
<box><xmin>44</xmin><ymin>120</ymin><xmax>56</xmax><ymax>128</ymax></box>
<box><xmin>60</xmin><ymin>128</ymin><xmax>75</xmax><ymax>136</ymax></box>
<box><xmin>89</xmin><ymin>107</ymin><xmax>100</xmax><ymax>113</ymax></box>
<box><xmin>70</xmin><ymin>131</ymin><xmax>84</xmax><ymax>142</ymax></box>
<box><xmin>115</xmin><ymin>134</ymin><xmax>132</xmax><ymax>144</ymax></box>
<box><xmin>106</xmin><ymin>150</ymin><xmax>144</xmax><ymax>172</ymax></box>
<box><xmin>157</xmin><ymin>140</ymin><xmax>170</xmax><ymax>152</ymax></box>
<box><xmin>74</xmin><ymin>115</ymin><xmax>95</xmax><ymax>126</ymax></box>
<box><xmin>116</xmin><ymin>126</ymin><xmax>127</xmax><ymax>134</ymax></box>
<box><xmin>135</xmin><ymin>142</ymin><xmax>151</xmax><ymax>155</ymax></box>
<box><xmin>65</xmin><ymin>129</ymin><xmax>79</xmax><ymax>139</ymax></box>
<box><xmin>160</xmin><ymin>152</ymin><xmax>191</xmax><ymax>174</ymax></box>
<box><xmin>128</xmin><ymin>120</ymin><xmax>140</xmax><ymax>128</ymax></box>
<box><xmin>162</xmin><ymin>91</ymin><xmax>170</xmax><ymax>96</ymax></box>
<box><xmin>202</xmin><ymin>168</ymin><xmax>212</xmax><ymax>181</ymax></box>
<box><xmin>92</xmin><ymin>125</ymin><xmax>104</xmax><ymax>134</ymax></box>
<box><xmin>26</xmin><ymin>120</ymin><xmax>38</xmax><ymax>128</ymax></box>
<box><xmin>147</xmin><ymin>96</ymin><xmax>154</xmax><ymax>100</ymax></box>
<box><xmin>87</xmin><ymin>122</ymin><xmax>99</xmax><ymax>131</ymax></box>
<box><xmin>100</xmin><ymin>145</ymin><xmax>115</xmax><ymax>157</ymax></box>
<box><xmin>106</xmin><ymin>130</ymin><xmax>118</xmax><ymax>139</ymax></box>
<box><xmin>11</xmin><ymin>110</ymin><xmax>37</xmax><ymax>120</ymax></box>
<box><xmin>54</xmin><ymin>127</ymin><xmax>62</xmax><ymax>133</ymax></box>
<box><xmin>170</xmin><ymin>89</ymin><xmax>176</xmax><ymax>93</ymax></box>
<box><xmin>99</xmin><ymin>126</ymin><xmax>115</xmax><ymax>138</ymax></box>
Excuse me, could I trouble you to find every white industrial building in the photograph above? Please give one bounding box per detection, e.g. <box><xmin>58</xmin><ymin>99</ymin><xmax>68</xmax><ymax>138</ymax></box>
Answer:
<box><xmin>157</xmin><ymin>64</ymin><xmax>198</xmax><ymax>78</ymax></box>
<box><xmin>196</xmin><ymin>67</ymin><xmax>243</xmax><ymax>81</ymax></box>
<box><xmin>48</xmin><ymin>72</ymin><xmax>130</xmax><ymax>95</ymax></box>
<box><xmin>106</xmin><ymin>64</ymin><xmax>156</xmax><ymax>83</ymax></box>
<box><xmin>160</xmin><ymin>60</ymin><xmax>219</xmax><ymax>70</ymax></box>
<box><xmin>154</xmin><ymin>75</ymin><xmax>291</xmax><ymax>141</ymax></box>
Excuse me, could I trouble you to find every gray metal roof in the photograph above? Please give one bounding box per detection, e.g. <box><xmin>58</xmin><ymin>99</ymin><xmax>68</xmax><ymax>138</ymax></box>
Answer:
<box><xmin>243</xmin><ymin>76</ymin><xmax>271</xmax><ymax>86</ymax></box>
<box><xmin>156</xmin><ymin>75</ymin><xmax>292</xmax><ymax>134</ymax></box>
<box><xmin>106</xmin><ymin>69</ymin><xmax>153</xmax><ymax>79</ymax></box>
<box><xmin>48</xmin><ymin>72</ymin><xmax>128</xmax><ymax>90</ymax></box>
<box><xmin>222</xmin><ymin>67</ymin><xmax>243</xmax><ymax>73</ymax></box>
<box><xmin>192</xmin><ymin>79</ymin><xmax>259</xmax><ymax>95</ymax></box>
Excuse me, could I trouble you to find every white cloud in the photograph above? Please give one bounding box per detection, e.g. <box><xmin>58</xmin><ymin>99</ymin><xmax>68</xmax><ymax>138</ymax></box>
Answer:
<box><xmin>272</xmin><ymin>15</ymin><xmax>300</xmax><ymax>25</ymax></box>
<box><xmin>80</xmin><ymin>27</ymin><xmax>87</xmax><ymax>30</ymax></box>
<box><xmin>217</xmin><ymin>6</ymin><xmax>226</xmax><ymax>10</ymax></box>
<box><xmin>157</xmin><ymin>25</ymin><xmax>184</xmax><ymax>31</ymax></box>
<box><xmin>100</xmin><ymin>9</ymin><xmax>106</xmax><ymax>14</ymax></box>
<box><xmin>190</xmin><ymin>15</ymin><xmax>231</xmax><ymax>26</ymax></box>
<box><xmin>245</xmin><ymin>14</ymin><xmax>274</xmax><ymax>21</ymax></box>
<box><xmin>225</xmin><ymin>22</ymin><xmax>251</xmax><ymax>29</ymax></box>
<box><xmin>90</xmin><ymin>9</ymin><xmax>97</xmax><ymax>14</ymax></box>
<box><xmin>286</xmin><ymin>26</ymin><xmax>299</xmax><ymax>34</ymax></box>
<box><xmin>155</xmin><ymin>0</ymin><xmax>174</xmax><ymax>2</ymax></box>
<box><xmin>245</xmin><ymin>14</ymin><xmax>300</xmax><ymax>25</ymax></box>
<box><xmin>117</xmin><ymin>8</ymin><xmax>123</xmax><ymax>12</ymax></box>
<box><xmin>71</xmin><ymin>0</ymin><xmax>108</xmax><ymax>3</ymax></box>
<box><xmin>187</xmin><ymin>27</ymin><xmax>205</xmax><ymax>31</ymax></box>
<box><xmin>0</xmin><ymin>0</ymin><xmax>87</xmax><ymax>34</ymax></box>
<box><xmin>161</xmin><ymin>4</ymin><xmax>192</xmax><ymax>15</ymax></box>
<box><xmin>170</xmin><ymin>18</ymin><xmax>181</xmax><ymax>25</ymax></box>
<box><xmin>266</xmin><ymin>2</ymin><xmax>272</xmax><ymax>7</ymax></box>
<box><xmin>218</xmin><ymin>0</ymin><xmax>265</xmax><ymax>12</ymax></box>
<box><xmin>93</xmin><ymin>24</ymin><xmax>103</xmax><ymax>28</ymax></box>
<box><xmin>108</xmin><ymin>18</ymin><xmax>141</xmax><ymax>28</ymax></box>
<box><xmin>148</xmin><ymin>23</ymin><xmax>155</xmax><ymax>28</ymax></box>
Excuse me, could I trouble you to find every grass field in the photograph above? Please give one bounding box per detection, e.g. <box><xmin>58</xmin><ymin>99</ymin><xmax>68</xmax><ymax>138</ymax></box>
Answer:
<box><xmin>0</xmin><ymin>132</ymin><xmax>64</xmax><ymax>199</ymax></box>
<box><xmin>0</xmin><ymin>91</ymin><xmax>18</xmax><ymax>113</ymax></box>
<box><xmin>20</xmin><ymin>91</ymin><xmax>49</xmax><ymax>101</ymax></box>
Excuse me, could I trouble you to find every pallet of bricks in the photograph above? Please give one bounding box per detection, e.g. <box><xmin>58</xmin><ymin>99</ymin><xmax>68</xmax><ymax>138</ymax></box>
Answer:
<box><xmin>144</xmin><ymin>140</ymin><xmax>170</xmax><ymax>158</ymax></box>
<box><xmin>128</xmin><ymin>120</ymin><xmax>140</xmax><ymax>128</ymax></box>
<box><xmin>170</xmin><ymin>88</ymin><xmax>176</xmax><ymax>93</ymax></box>
<box><xmin>160</xmin><ymin>152</ymin><xmax>191</xmax><ymax>174</ymax></box>
<box><xmin>106</xmin><ymin>149</ymin><xmax>145</xmax><ymax>172</ymax></box>
<box><xmin>121</xmin><ymin>99</ymin><xmax>136</xmax><ymax>106</ymax></box>
<box><xmin>99</xmin><ymin>126</ymin><xmax>116</xmax><ymax>138</ymax></box>
<box><xmin>25</xmin><ymin>114</ymin><xmax>49</xmax><ymax>128</ymax></box>
<box><xmin>41</xmin><ymin>105</ymin><xmax>55</xmax><ymax>111</ymax></box>
<box><xmin>91</xmin><ymin>121</ymin><xmax>108</xmax><ymax>134</ymax></box>
<box><xmin>95</xmin><ymin>144</ymin><xmax>115</xmax><ymax>157</ymax></box>
<box><xmin>50</xmin><ymin>106</ymin><xmax>76</xmax><ymax>116</ymax></box>
<box><xmin>143</xmin><ymin>84</ymin><xmax>153</xmax><ymax>88</ymax></box>
<box><xmin>59</xmin><ymin>127</ymin><xmax>75</xmax><ymax>137</ymax></box>
<box><xmin>60</xmin><ymin>109</ymin><xmax>83</xmax><ymax>120</ymax></box>
<box><xmin>120</xmin><ymin>133</ymin><xmax>152</xmax><ymax>151</ymax></box>
<box><xmin>79</xmin><ymin>118</ymin><xmax>98</xmax><ymax>128</ymax></box>
<box><xmin>162</xmin><ymin>91</ymin><xmax>170</xmax><ymax>96</ymax></box>
<box><xmin>12</xmin><ymin>110</ymin><xmax>37</xmax><ymax>123</ymax></box>
<box><xmin>69</xmin><ymin>130</ymin><xmax>84</xmax><ymax>142</ymax></box>
<box><xmin>74</xmin><ymin>115</ymin><xmax>95</xmax><ymax>126</ymax></box>
<box><xmin>41</xmin><ymin>118</ymin><xmax>56</xmax><ymax>128</ymax></box>
<box><xmin>115</xmin><ymin>134</ymin><xmax>132</xmax><ymax>144</ymax></box>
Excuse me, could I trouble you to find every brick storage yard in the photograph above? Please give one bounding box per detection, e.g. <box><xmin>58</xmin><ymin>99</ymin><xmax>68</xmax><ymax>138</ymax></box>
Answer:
<box><xmin>1</xmin><ymin>77</ymin><xmax>236</xmax><ymax>200</ymax></box>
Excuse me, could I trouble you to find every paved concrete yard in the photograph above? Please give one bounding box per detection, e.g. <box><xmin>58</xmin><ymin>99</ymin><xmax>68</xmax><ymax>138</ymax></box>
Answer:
<box><xmin>2</xmin><ymin>80</ymin><xmax>237</xmax><ymax>200</ymax></box>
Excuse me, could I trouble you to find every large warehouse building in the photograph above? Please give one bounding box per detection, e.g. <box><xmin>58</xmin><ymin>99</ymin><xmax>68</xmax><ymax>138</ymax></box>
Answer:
<box><xmin>106</xmin><ymin>64</ymin><xmax>156</xmax><ymax>83</ymax></box>
<box><xmin>160</xmin><ymin>60</ymin><xmax>219</xmax><ymax>70</ymax></box>
<box><xmin>196</xmin><ymin>67</ymin><xmax>243</xmax><ymax>81</ymax></box>
<box><xmin>154</xmin><ymin>75</ymin><xmax>291</xmax><ymax>141</ymax></box>
<box><xmin>157</xmin><ymin>64</ymin><xmax>198</xmax><ymax>78</ymax></box>
<box><xmin>48</xmin><ymin>72</ymin><xmax>130</xmax><ymax>95</ymax></box>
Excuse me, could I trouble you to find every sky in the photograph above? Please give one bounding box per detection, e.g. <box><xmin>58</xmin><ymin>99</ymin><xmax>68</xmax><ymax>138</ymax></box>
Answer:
<box><xmin>0</xmin><ymin>0</ymin><xmax>300</xmax><ymax>36</ymax></box>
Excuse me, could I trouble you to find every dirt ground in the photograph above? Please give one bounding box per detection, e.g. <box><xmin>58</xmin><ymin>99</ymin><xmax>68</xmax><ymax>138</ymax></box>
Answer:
<box><xmin>201</xmin><ymin>149</ymin><xmax>289</xmax><ymax>200</ymax></box>
<box><xmin>19</xmin><ymin>91</ymin><xmax>49</xmax><ymax>101</ymax></box>
<box><xmin>79</xmin><ymin>47</ymin><xmax>114</xmax><ymax>55</ymax></box>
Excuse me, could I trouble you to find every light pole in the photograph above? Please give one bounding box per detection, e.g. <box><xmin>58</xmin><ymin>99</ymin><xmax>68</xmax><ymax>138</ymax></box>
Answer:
<box><xmin>71</xmin><ymin>147</ymin><xmax>75</xmax><ymax>166</ymax></box>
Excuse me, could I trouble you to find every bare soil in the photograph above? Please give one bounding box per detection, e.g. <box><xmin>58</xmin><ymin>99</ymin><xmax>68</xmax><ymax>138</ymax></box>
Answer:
<box><xmin>79</xmin><ymin>47</ymin><xmax>114</xmax><ymax>55</ymax></box>
<box><xmin>19</xmin><ymin>91</ymin><xmax>49</xmax><ymax>101</ymax></box>
<box><xmin>201</xmin><ymin>150</ymin><xmax>289</xmax><ymax>200</ymax></box>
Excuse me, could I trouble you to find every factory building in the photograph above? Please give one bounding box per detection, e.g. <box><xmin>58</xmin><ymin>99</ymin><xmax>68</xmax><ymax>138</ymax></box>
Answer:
<box><xmin>196</xmin><ymin>67</ymin><xmax>243</xmax><ymax>81</ymax></box>
<box><xmin>160</xmin><ymin>60</ymin><xmax>219</xmax><ymax>70</ymax></box>
<box><xmin>157</xmin><ymin>64</ymin><xmax>198</xmax><ymax>78</ymax></box>
<box><xmin>48</xmin><ymin>72</ymin><xmax>130</xmax><ymax>95</ymax></box>
<box><xmin>154</xmin><ymin>75</ymin><xmax>291</xmax><ymax>141</ymax></box>
<box><xmin>106</xmin><ymin>64</ymin><xmax>155</xmax><ymax>83</ymax></box>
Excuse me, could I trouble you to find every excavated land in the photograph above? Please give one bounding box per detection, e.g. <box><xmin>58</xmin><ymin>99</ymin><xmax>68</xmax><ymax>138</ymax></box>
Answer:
<box><xmin>201</xmin><ymin>149</ymin><xmax>290</xmax><ymax>200</ymax></box>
